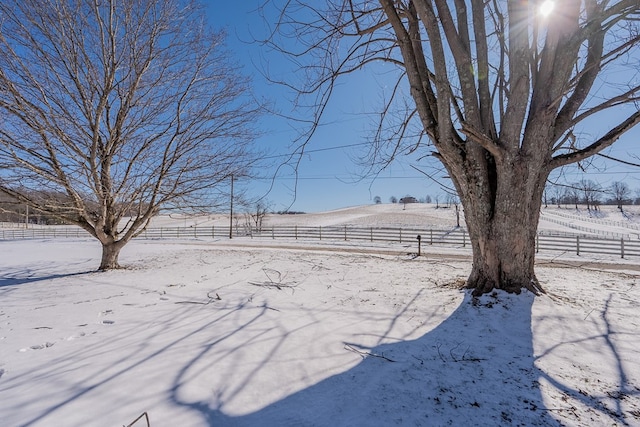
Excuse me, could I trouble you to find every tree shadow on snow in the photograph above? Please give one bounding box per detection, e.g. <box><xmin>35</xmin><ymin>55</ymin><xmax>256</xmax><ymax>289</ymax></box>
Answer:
<box><xmin>535</xmin><ymin>293</ymin><xmax>640</xmax><ymax>426</ymax></box>
<box><xmin>0</xmin><ymin>270</ymin><xmax>94</xmax><ymax>289</ymax></box>
<box><xmin>171</xmin><ymin>290</ymin><xmax>563</xmax><ymax>426</ymax></box>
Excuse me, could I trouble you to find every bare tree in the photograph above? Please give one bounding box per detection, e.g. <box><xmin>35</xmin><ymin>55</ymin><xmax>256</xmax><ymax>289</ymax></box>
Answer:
<box><xmin>247</xmin><ymin>200</ymin><xmax>270</xmax><ymax>232</ymax></box>
<box><xmin>266</xmin><ymin>0</ymin><xmax>640</xmax><ymax>294</ymax></box>
<box><xmin>373</xmin><ymin>195</ymin><xmax>382</xmax><ymax>204</ymax></box>
<box><xmin>579</xmin><ymin>179</ymin><xmax>603</xmax><ymax>211</ymax></box>
<box><xmin>548</xmin><ymin>183</ymin><xmax>564</xmax><ymax>208</ymax></box>
<box><xmin>0</xmin><ymin>0</ymin><xmax>260</xmax><ymax>269</ymax></box>
<box><xmin>446</xmin><ymin>194</ymin><xmax>461</xmax><ymax>227</ymax></box>
<box><xmin>445</xmin><ymin>193</ymin><xmax>458</xmax><ymax>208</ymax></box>
<box><xmin>609</xmin><ymin>181</ymin><xmax>631</xmax><ymax>211</ymax></box>
<box><xmin>564</xmin><ymin>185</ymin><xmax>581</xmax><ymax>210</ymax></box>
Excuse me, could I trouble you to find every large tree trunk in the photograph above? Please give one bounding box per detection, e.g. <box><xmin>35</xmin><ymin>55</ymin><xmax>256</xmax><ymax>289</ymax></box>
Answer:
<box><xmin>99</xmin><ymin>240</ymin><xmax>125</xmax><ymax>270</ymax></box>
<box><xmin>457</xmin><ymin>155</ymin><xmax>548</xmax><ymax>296</ymax></box>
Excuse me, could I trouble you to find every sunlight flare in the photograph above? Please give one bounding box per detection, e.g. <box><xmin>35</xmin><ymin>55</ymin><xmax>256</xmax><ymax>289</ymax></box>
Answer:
<box><xmin>539</xmin><ymin>0</ymin><xmax>555</xmax><ymax>17</ymax></box>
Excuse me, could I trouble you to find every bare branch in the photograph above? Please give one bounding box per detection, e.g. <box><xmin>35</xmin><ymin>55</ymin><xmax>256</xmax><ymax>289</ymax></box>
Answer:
<box><xmin>0</xmin><ymin>0</ymin><xmax>261</xmax><ymax>269</ymax></box>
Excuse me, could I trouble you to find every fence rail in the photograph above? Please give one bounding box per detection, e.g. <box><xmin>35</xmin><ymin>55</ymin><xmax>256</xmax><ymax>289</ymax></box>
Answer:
<box><xmin>540</xmin><ymin>213</ymin><xmax>640</xmax><ymax>239</ymax></box>
<box><xmin>2</xmin><ymin>224</ymin><xmax>640</xmax><ymax>259</ymax></box>
<box><xmin>541</xmin><ymin>209</ymin><xmax>640</xmax><ymax>232</ymax></box>
<box><xmin>0</xmin><ymin>227</ymin><xmax>88</xmax><ymax>240</ymax></box>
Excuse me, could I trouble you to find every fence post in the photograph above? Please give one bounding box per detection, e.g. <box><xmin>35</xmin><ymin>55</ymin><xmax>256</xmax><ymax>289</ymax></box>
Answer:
<box><xmin>576</xmin><ymin>235</ymin><xmax>580</xmax><ymax>256</ymax></box>
<box><xmin>272</xmin><ymin>227</ymin><xmax>275</xmax><ymax>239</ymax></box>
<box><xmin>370</xmin><ymin>227</ymin><xmax>373</xmax><ymax>242</ymax></box>
<box><xmin>295</xmin><ymin>225</ymin><xmax>298</xmax><ymax>240</ymax></box>
<box><xmin>344</xmin><ymin>225</ymin><xmax>347</xmax><ymax>241</ymax></box>
<box><xmin>212</xmin><ymin>225</ymin><xmax>215</xmax><ymax>238</ymax></box>
<box><xmin>319</xmin><ymin>226</ymin><xmax>322</xmax><ymax>240</ymax></box>
<box><xmin>194</xmin><ymin>226</ymin><xmax>197</xmax><ymax>238</ymax></box>
<box><xmin>536</xmin><ymin>234</ymin><xmax>539</xmax><ymax>253</ymax></box>
<box><xmin>621</xmin><ymin>238</ymin><xmax>625</xmax><ymax>259</ymax></box>
<box><xmin>430</xmin><ymin>229</ymin><xmax>433</xmax><ymax>245</ymax></box>
<box><xmin>399</xmin><ymin>228</ymin><xmax>402</xmax><ymax>243</ymax></box>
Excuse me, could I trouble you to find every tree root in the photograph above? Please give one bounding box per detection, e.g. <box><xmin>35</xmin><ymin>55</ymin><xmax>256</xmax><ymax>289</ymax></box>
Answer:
<box><xmin>467</xmin><ymin>275</ymin><xmax>546</xmax><ymax>296</ymax></box>
<box><xmin>525</xmin><ymin>277</ymin><xmax>547</xmax><ymax>295</ymax></box>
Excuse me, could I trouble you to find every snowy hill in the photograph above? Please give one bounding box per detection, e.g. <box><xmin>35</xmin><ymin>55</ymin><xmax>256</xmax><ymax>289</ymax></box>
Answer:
<box><xmin>146</xmin><ymin>203</ymin><xmax>640</xmax><ymax>239</ymax></box>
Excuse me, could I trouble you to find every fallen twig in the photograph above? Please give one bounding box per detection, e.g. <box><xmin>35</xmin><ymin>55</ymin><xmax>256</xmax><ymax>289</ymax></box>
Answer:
<box><xmin>344</xmin><ymin>344</ymin><xmax>396</xmax><ymax>362</ymax></box>
<box><xmin>174</xmin><ymin>291</ymin><xmax>221</xmax><ymax>305</ymax></box>
<box><xmin>261</xmin><ymin>303</ymin><xmax>281</xmax><ymax>312</ymax></box>
<box><xmin>208</xmin><ymin>291</ymin><xmax>222</xmax><ymax>300</ymax></box>
<box><xmin>174</xmin><ymin>300</ymin><xmax>209</xmax><ymax>305</ymax></box>
<box><xmin>263</xmin><ymin>268</ymin><xmax>283</xmax><ymax>284</ymax></box>
<box><xmin>248</xmin><ymin>268</ymin><xmax>297</xmax><ymax>290</ymax></box>
<box><xmin>248</xmin><ymin>281</ymin><xmax>297</xmax><ymax>290</ymax></box>
<box><xmin>435</xmin><ymin>343</ymin><xmax>446</xmax><ymax>362</ymax></box>
<box><xmin>124</xmin><ymin>411</ymin><xmax>150</xmax><ymax>427</ymax></box>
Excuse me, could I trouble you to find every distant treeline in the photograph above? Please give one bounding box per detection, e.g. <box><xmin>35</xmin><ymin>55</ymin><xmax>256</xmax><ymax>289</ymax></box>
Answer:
<box><xmin>275</xmin><ymin>211</ymin><xmax>307</xmax><ymax>215</ymax></box>
<box><xmin>0</xmin><ymin>191</ymin><xmax>149</xmax><ymax>224</ymax></box>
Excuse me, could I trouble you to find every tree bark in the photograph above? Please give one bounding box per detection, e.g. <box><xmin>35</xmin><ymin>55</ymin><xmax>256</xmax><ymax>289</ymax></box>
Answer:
<box><xmin>99</xmin><ymin>240</ymin><xmax>125</xmax><ymax>270</ymax></box>
<box><xmin>456</xmin><ymin>155</ymin><xmax>548</xmax><ymax>296</ymax></box>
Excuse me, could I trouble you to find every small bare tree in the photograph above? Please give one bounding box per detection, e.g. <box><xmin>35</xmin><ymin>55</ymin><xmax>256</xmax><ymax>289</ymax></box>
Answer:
<box><xmin>579</xmin><ymin>179</ymin><xmax>603</xmax><ymax>212</ymax></box>
<box><xmin>0</xmin><ymin>0</ymin><xmax>260</xmax><ymax>269</ymax></box>
<box><xmin>248</xmin><ymin>201</ymin><xmax>270</xmax><ymax>232</ymax></box>
<box><xmin>446</xmin><ymin>194</ymin><xmax>461</xmax><ymax>227</ymax></box>
<box><xmin>610</xmin><ymin>181</ymin><xmax>631</xmax><ymax>211</ymax></box>
<box><xmin>548</xmin><ymin>183</ymin><xmax>564</xmax><ymax>208</ymax></box>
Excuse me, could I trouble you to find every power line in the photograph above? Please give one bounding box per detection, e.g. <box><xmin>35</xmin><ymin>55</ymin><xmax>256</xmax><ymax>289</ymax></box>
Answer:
<box><xmin>248</xmin><ymin>175</ymin><xmax>430</xmax><ymax>181</ymax></box>
<box><xmin>261</xmin><ymin>142</ymin><xmax>371</xmax><ymax>160</ymax></box>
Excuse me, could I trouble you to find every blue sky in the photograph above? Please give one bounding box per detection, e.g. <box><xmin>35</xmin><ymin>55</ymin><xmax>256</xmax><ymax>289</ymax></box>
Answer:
<box><xmin>206</xmin><ymin>2</ymin><xmax>640</xmax><ymax>213</ymax></box>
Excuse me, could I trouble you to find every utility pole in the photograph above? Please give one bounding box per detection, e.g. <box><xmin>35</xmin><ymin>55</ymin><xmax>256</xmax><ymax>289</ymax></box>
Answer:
<box><xmin>229</xmin><ymin>174</ymin><xmax>233</xmax><ymax>239</ymax></box>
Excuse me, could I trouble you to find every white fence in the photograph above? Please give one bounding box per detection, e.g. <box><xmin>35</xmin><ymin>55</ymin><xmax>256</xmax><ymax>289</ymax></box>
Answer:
<box><xmin>541</xmin><ymin>210</ymin><xmax>640</xmax><ymax>232</ymax></box>
<box><xmin>540</xmin><ymin>213</ymin><xmax>640</xmax><ymax>239</ymax></box>
<box><xmin>2</xmin><ymin>224</ymin><xmax>640</xmax><ymax>259</ymax></box>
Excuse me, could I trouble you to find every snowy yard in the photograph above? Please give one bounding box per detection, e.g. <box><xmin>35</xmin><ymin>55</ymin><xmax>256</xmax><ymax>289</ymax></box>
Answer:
<box><xmin>1</xmin><ymin>233</ymin><xmax>639</xmax><ymax>426</ymax></box>
<box><xmin>0</xmin><ymin>205</ymin><xmax>640</xmax><ymax>427</ymax></box>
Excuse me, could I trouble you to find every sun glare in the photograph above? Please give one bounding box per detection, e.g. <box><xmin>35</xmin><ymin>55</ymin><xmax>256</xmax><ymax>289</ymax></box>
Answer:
<box><xmin>539</xmin><ymin>0</ymin><xmax>555</xmax><ymax>17</ymax></box>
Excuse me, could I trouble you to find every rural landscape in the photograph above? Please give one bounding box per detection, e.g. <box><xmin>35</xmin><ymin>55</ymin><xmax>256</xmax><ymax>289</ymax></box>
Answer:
<box><xmin>1</xmin><ymin>0</ymin><xmax>640</xmax><ymax>426</ymax></box>
<box><xmin>1</xmin><ymin>203</ymin><xmax>640</xmax><ymax>426</ymax></box>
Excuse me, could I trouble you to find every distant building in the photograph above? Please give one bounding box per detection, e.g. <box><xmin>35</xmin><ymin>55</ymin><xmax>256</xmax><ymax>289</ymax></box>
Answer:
<box><xmin>399</xmin><ymin>196</ymin><xmax>418</xmax><ymax>204</ymax></box>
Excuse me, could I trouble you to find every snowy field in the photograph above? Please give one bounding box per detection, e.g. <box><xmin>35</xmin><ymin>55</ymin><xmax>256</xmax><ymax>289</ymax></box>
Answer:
<box><xmin>1</xmin><ymin>205</ymin><xmax>640</xmax><ymax>426</ymax></box>
<box><xmin>142</xmin><ymin>203</ymin><xmax>640</xmax><ymax>240</ymax></box>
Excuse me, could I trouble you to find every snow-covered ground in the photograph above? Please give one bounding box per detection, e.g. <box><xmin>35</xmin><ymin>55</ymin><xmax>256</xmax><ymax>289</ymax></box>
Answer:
<box><xmin>1</xmin><ymin>205</ymin><xmax>639</xmax><ymax>426</ymax></box>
